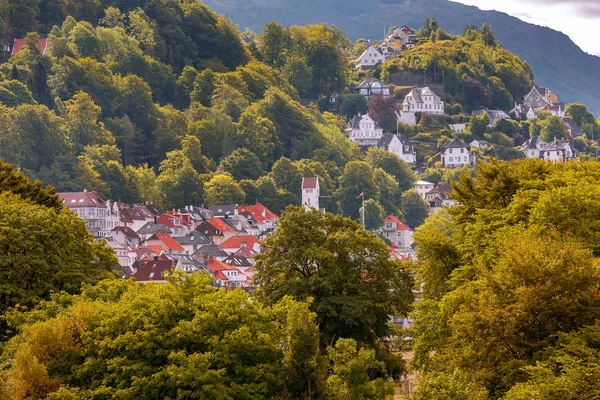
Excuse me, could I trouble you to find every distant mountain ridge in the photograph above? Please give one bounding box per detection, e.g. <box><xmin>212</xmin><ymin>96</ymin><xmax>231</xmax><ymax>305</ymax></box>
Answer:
<box><xmin>203</xmin><ymin>0</ymin><xmax>600</xmax><ymax>116</ymax></box>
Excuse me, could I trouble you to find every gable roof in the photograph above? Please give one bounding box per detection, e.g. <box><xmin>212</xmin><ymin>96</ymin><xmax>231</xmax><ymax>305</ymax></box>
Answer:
<box><xmin>562</xmin><ymin>117</ymin><xmax>582</xmax><ymax>137</ymax></box>
<box><xmin>302</xmin><ymin>177</ymin><xmax>319</xmax><ymax>189</ymax></box>
<box><xmin>193</xmin><ymin>244</ymin><xmax>229</xmax><ymax>258</ymax></box>
<box><xmin>209</xmin><ymin>204</ymin><xmax>237</xmax><ymax>217</ymax></box>
<box><xmin>208</xmin><ymin>218</ymin><xmax>237</xmax><ymax>233</ymax></box>
<box><xmin>58</xmin><ymin>191</ymin><xmax>106</xmax><ymax>208</ymax></box>
<box><xmin>220</xmin><ymin>235</ymin><xmax>258</xmax><ymax>249</ymax></box>
<box><xmin>523</xmin><ymin>135</ymin><xmax>544</xmax><ymax>151</ymax></box>
<box><xmin>540</xmin><ymin>139</ymin><xmax>572</xmax><ymax>152</ymax></box>
<box><xmin>354</xmin><ymin>77</ymin><xmax>390</xmax><ymax>90</ymax></box>
<box><xmin>206</xmin><ymin>259</ymin><xmax>237</xmax><ymax>272</ymax></box>
<box><xmin>147</xmin><ymin>233</ymin><xmax>185</xmax><ymax>252</ymax></box>
<box><xmin>384</xmin><ymin>215</ymin><xmax>413</xmax><ymax>231</ymax></box>
<box><xmin>237</xmin><ymin>202</ymin><xmax>278</xmax><ymax>225</ymax></box>
<box><xmin>137</xmin><ymin>222</ymin><xmax>173</xmax><ymax>235</ymax></box>
<box><xmin>11</xmin><ymin>37</ymin><xmax>48</xmax><ymax>57</ymax></box>
<box><xmin>195</xmin><ymin>221</ymin><xmax>221</xmax><ymax>236</ymax></box>
<box><xmin>111</xmin><ymin>226</ymin><xmax>140</xmax><ymax>239</ymax></box>
<box><xmin>234</xmin><ymin>247</ymin><xmax>258</xmax><ymax>259</ymax></box>
<box><xmin>224</xmin><ymin>254</ymin><xmax>252</xmax><ymax>268</ymax></box>
<box><xmin>440</xmin><ymin>137</ymin><xmax>469</xmax><ymax>151</ymax></box>
<box><xmin>133</xmin><ymin>260</ymin><xmax>175</xmax><ymax>282</ymax></box>
<box><xmin>175</xmin><ymin>233</ymin><xmax>211</xmax><ymax>246</ymax></box>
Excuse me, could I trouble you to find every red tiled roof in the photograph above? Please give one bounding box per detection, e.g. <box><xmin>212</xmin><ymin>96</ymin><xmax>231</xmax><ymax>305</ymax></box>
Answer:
<box><xmin>236</xmin><ymin>202</ymin><xmax>278</xmax><ymax>225</ymax></box>
<box><xmin>220</xmin><ymin>235</ymin><xmax>258</xmax><ymax>249</ymax></box>
<box><xmin>148</xmin><ymin>233</ymin><xmax>185</xmax><ymax>251</ymax></box>
<box><xmin>58</xmin><ymin>191</ymin><xmax>106</xmax><ymax>208</ymax></box>
<box><xmin>147</xmin><ymin>245</ymin><xmax>164</xmax><ymax>255</ymax></box>
<box><xmin>133</xmin><ymin>260</ymin><xmax>175</xmax><ymax>282</ymax></box>
<box><xmin>302</xmin><ymin>177</ymin><xmax>318</xmax><ymax>189</ymax></box>
<box><xmin>208</xmin><ymin>218</ymin><xmax>236</xmax><ymax>233</ymax></box>
<box><xmin>214</xmin><ymin>270</ymin><xmax>229</xmax><ymax>281</ymax></box>
<box><xmin>206</xmin><ymin>259</ymin><xmax>237</xmax><ymax>272</ymax></box>
<box><xmin>11</xmin><ymin>38</ymin><xmax>47</xmax><ymax>57</ymax></box>
<box><xmin>157</xmin><ymin>213</ymin><xmax>181</xmax><ymax>228</ymax></box>
<box><xmin>384</xmin><ymin>215</ymin><xmax>412</xmax><ymax>231</ymax></box>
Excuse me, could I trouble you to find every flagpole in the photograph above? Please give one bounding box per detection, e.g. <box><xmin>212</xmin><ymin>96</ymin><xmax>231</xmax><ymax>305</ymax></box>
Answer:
<box><xmin>362</xmin><ymin>193</ymin><xmax>365</xmax><ymax>230</ymax></box>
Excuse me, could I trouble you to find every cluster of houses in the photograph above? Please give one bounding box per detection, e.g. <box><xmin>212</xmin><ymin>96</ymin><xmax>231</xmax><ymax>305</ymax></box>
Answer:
<box><xmin>355</xmin><ymin>25</ymin><xmax>417</xmax><ymax>70</ymax></box>
<box><xmin>58</xmin><ymin>190</ymin><xmax>278</xmax><ymax>288</ymax></box>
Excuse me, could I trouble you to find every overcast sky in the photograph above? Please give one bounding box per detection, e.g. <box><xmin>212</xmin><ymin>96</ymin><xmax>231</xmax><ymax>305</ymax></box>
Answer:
<box><xmin>451</xmin><ymin>0</ymin><xmax>600</xmax><ymax>56</ymax></box>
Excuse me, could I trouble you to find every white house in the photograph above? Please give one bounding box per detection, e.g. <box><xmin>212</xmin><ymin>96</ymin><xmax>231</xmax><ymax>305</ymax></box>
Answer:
<box><xmin>402</xmin><ymin>87</ymin><xmax>444</xmax><ymax>115</ymax></box>
<box><xmin>414</xmin><ymin>180</ymin><xmax>435</xmax><ymax>199</ymax></box>
<box><xmin>346</xmin><ymin>113</ymin><xmax>383</xmax><ymax>146</ymax></box>
<box><xmin>58</xmin><ymin>190</ymin><xmax>111</xmax><ymax>237</ymax></box>
<box><xmin>378</xmin><ymin>135</ymin><xmax>416</xmax><ymax>164</ymax></box>
<box><xmin>379</xmin><ymin>215</ymin><xmax>413</xmax><ymax>248</ymax></box>
<box><xmin>440</xmin><ymin>138</ymin><xmax>475</xmax><ymax>168</ymax></box>
<box><xmin>449</xmin><ymin>123</ymin><xmax>466</xmax><ymax>133</ymax></box>
<box><xmin>521</xmin><ymin>136</ymin><xmax>546</xmax><ymax>159</ymax></box>
<box><xmin>355</xmin><ymin>45</ymin><xmax>385</xmax><ymax>70</ymax></box>
<box><xmin>470</xmin><ymin>140</ymin><xmax>490</xmax><ymax>150</ymax></box>
<box><xmin>540</xmin><ymin>138</ymin><xmax>576</xmax><ymax>162</ymax></box>
<box><xmin>424</xmin><ymin>183</ymin><xmax>458</xmax><ymax>213</ymax></box>
<box><xmin>302</xmin><ymin>177</ymin><xmax>320</xmax><ymax>211</ymax></box>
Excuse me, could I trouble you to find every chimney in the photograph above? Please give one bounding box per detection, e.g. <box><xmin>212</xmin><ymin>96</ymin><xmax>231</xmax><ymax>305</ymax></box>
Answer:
<box><xmin>153</xmin><ymin>216</ymin><xmax>157</xmax><ymax>224</ymax></box>
<box><xmin>153</xmin><ymin>255</ymin><xmax>158</xmax><ymax>261</ymax></box>
<box><xmin>83</xmin><ymin>188</ymin><xmax>88</xmax><ymax>193</ymax></box>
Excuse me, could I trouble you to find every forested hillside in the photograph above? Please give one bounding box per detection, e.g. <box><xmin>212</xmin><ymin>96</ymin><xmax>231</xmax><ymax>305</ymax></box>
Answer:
<box><xmin>204</xmin><ymin>0</ymin><xmax>600</xmax><ymax>115</ymax></box>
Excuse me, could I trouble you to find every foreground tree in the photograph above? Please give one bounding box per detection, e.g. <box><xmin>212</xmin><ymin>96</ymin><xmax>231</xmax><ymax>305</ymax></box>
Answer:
<box><xmin>254</xmin><ymin>207</ymin><xmax>413</xmax><ymax>346</ymax></box>
<box><xmin>0</xmin><ymin>275</ymin><xmax>323</xmax><ymax>399</ymax></box>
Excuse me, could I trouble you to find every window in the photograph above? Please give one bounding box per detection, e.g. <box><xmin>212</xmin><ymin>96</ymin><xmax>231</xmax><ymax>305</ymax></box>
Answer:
<box><xmin>460</xmin><ymin>148</ymin><xmax>464</xmax><ymax>153</ymax></box>
<box><xmin>305</xmin><ymin>189</ymin><xmax>313</xmax><ymax>193</ymax></box>
<box><xmin>449</xmin><ymin>156</ymin><xmax>453</xmax><ymax>162</ymax></box>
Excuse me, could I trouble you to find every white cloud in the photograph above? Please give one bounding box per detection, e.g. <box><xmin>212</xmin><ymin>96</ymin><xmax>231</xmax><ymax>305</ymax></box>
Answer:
<box><xmin>451</xmin><ymin>0</ymin><xmax>600</xmax><ymax>55</ymax></box>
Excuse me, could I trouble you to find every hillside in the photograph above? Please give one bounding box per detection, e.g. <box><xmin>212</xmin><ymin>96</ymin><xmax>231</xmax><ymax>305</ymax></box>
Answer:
<box><xmin>204</xmin><ymin>0</ymin><xmax>600</xmax><ymax>115</ymax></box>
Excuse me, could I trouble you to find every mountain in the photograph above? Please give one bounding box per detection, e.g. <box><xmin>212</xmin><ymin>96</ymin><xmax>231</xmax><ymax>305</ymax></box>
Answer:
<box><xmin>203</xmin><ymin>0</ymin><xmax>600</xmax><ymax>116</ymax></box>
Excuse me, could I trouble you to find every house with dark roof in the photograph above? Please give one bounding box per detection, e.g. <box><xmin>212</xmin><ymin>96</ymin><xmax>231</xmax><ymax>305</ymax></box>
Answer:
<box><xmin>234</xmin><ymin>247</ymin><xmax>258</xmax><ymax>264</ymax></box>
<box><xmin>109</xmin><ymin>226</ymin><xmax>140</xmax><ymax>248</ymax></box>
<box><xmin>192</xmin><ymin>244</ymin><xmax>229</xmax><ymax>263</ymax></box>
<box><xmin>378</xmin><ymin>215</ymin><xmax>414</xmax><ymax>249</ymax></box>
<box><xmin>402</xmin><ymin>87</ymin><xmax>444</xmax><ymax>115</ymax></box>
<box><xmin>163</xmin><ymin>253</ymin><xmax>206</xmax><ymax>274</ymax></box>
<box><xmin>440</xmin><ymin>138</ymin><xmax>476</xmax><ymax>168</ymax></box>
<box><xmin>210</xmin><ymin>204</ymin><xmax>237</xmax><ymax>218</ymax></box>
<box><xmin>195</xmin><ymin>221</ymin><xmax>224</xmax><ymax>244</ymax></box>
<box><xmin>424</xmin><ymin>183</ymin><xmax>458</xmax><ymax>212</ymax></box>
<box><xmin>104</xmin><ymin>237</ymin><xmax>132</xmax><ymax>267</ymax></box>
<box><xmin>133</xmin><ymin>259</ymin><xmax>176</xmax><ymax>283</ymax></box>
<box><xmin>346</xmin><ymin>113</ymin><xmax>383</xmax><ymax>146</ymax></box>
<box><xmin>175</xmin><ymin>233</ymin><xmax>211</xmax><ymax>255</ymax></box>
<box><xmin>224</xmin><ymin>254</ymin><xmax>252</xmax><ymax>269</ymax></box>
<box><xmin>562</xmin><ymin>117</ymin><xmax>582</xmax><ymax>139</ymax></box>
<box><xmin>377</xmin><ymin>135</ymin><xmax>416</xmax><ymax>164</ymax></box>
<box><xmin>353</xmin><ymin>78</ymin><xmax>391</xmax><ymax>99</ymax></box>
<box><xmin>521</xmin><ymin>136</ymin><xmax>546</xmax><ymax>159</ymax></box>
<box><xmin>539</xmin><ymin>138</ymin><xmax>577</xmax><ymax>162</ymax></box>
<box><xmin>136</xmin><ymin>222</ymin><xmax>173</xmax><ymax>241</ymax></box>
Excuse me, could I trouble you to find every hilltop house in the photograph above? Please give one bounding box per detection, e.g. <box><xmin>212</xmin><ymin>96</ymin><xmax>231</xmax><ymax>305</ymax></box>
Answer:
<box><xmin>387</xmin><ymin>25</ymin><xmax>417</xmax><ymax>51</ymax></box>
<box><xmin>10</xmin><ymin>37</ymin><xmax>48</xmax><ymax>57</ymax></box>
<box><xmin>346</xmin><ymin>113</ymin><xmax>383</xmax><ymax>146</ymax></box>
<box><xmin>521</xmin><ymin>136</ymin><xmax>577</xmax><ymax>161</ymax></box>
<box><xmin>355</xmin><ymin>45</ymin><xmax>385</xmax><ymax>70</ymax></box>
<box><xmin>473</xmin><ymin>109</ymin><xmax>511</xmax><ymax>126</ymax></box>
<box><xmin>353</xmin><ymin>78</ymin><xmax>392</xmax><ymax>100</ymax></box>
<box><xmin>401</xmin><ymin>87</ymin><xmax>444</xmax><ymax>115</ymax></box>
<box><xmin>220</xmin><ymin>235</ymin><xmax>260</xmax><ymax>255</ymax></box>
<box><xmin>440</xmin><ymin>138</ymin><xmax>476</xmax><ymax>168</ymax></box>
<box><xmin>512</xmin><ymin>86</ymin><xmax>565</xmax><ymax>119</ymax></box>
<box><xmin>562</xmin><ymin>117</ymin><xmax>582</xmax><ymax>139</ymax></box>
<box><xmin>470</xmin><ymin>140</ymin><xmax>490</xmax><ymax>150</ymax></box>
<box><xmin>521</xmin><ymin>136</ymin><xmax>546</xmax><ymax>159</ymax></box>
<box><xmin>379</xmin><ymin>215</ymin><xmax>413</xmax><ymax>249</ymax></box>
<box><xmin>424</xmin><ymin>183</ymin><xmax>458</xmax><ymax>212</ymax></box>
<box><xmin>414</xmin><ymin>180</ymin><xmax>435</xmax><ymax>199</ymax></box>
<box><xmin>302</xmin><ymin>177</ymin><xmax>320</xmax><ymax>211</ymax></box>
<box><xmin>378</xmin><ymin>135</ymin><xmax>416</xmax><ymax>164</ymax></box>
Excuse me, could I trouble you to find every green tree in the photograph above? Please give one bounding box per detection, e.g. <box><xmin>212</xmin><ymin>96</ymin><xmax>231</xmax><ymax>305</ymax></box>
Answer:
<box><xmin>400</xmin><ymin>189</ymin><xmax>429</xmax><ymax>229</ymax></box>
<box><xmin>373</xmin><ymin>167</ymin><xmax>400</xmax><ymax>215</ymax></box>
<box><xmin>0</xmin><ymin>159</ymin><xmax>63</xmax><ymax>210</ymax></box>
<box><xmin>0</xmin><ymin>275</ymin><xmax>321</xmax><ymax>399</ymax></box>
<box><xmin>64</xmin><ymin>91</ymin><xmax>115</xmax><ymax>154</ymax></box>
<box><xmin>259</xmin><ymin>21</ymin><xmax>291</xmax><ymax>68</ymax></box>
<box><xmin>365</xmin><ymin>147</ymin><xmax>416</xmax><ymax>192</ymax></box>
<box><xmin>0</xmin><ymin>191</ymin><xmax>115</xmax><ymax>337</ymax></box>
<box><xmin>254</xmin><ymin>207</ymin><xmax>414</xmax><ymax>345</ymax></box>
<box><xmin>481</xmin><ymin>23</ymin><xmax>496</xmax><ymax>46</ymax></box>
<box><xmin>269</xmin><ymin>157</ymin><xmax>303</xmax><ymax>195</ymax></box>
<box><xmin>340</xmin><ymin>92</ymin><xmax>368</xmax><ymax>120</ymax></box>
<box><xmin>156</xmin><ymin>150</ymin><xmax>203</xmax><ymax>209</ymax></box>
<box><xmin>326</xmin><ymin>338</ymin><xmax>395</xmax><ymax>400</ymax></box>
<box><xmin>203</xmin><ymin>173</ymin><xmax>245</xmax><ymax>207</ymax></box>
<box><xmin>361</xmin><ymin>198</ymin><xmax>385</xmax><ymax>231</ymax></box>
<box><xmin>338</xmin><ymin>161</ymin><xmax>379</xmax><ymax>220</ymax></box>
<box><xmin>565</xmin><ymin>102</ymin><xmax>595</xmax><ymax>127</ymax></box>
<box><xmin>219</xmin><ymin>148</ymin><xmax>265</xmax><ymax>181</ymax></box>
<box><xmin>541</xmin><ymin>115</ymin><xmax>568</xmax><ymax>142</ymax></box>
<box><xmin>413</xmin><ymin>371</ymin><xmax>488</xmax><ymax>400</ymax></box>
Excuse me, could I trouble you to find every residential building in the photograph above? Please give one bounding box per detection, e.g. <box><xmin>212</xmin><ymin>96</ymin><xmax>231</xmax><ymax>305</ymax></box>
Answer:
<box><xmin>133</xmin><ymin>259</ymin><xmax>176</xmax><ymax>283</ymax></box>
<box><xmin>175</xmin><ymin>233</ymin><xmax>211</xmax><ymax>255</ymax></box>
<box><xmin>470</xmin><ymin>140</ymin><xmax>490</xmax><ymax>150</ymax></box>
<box><xmin>388</xmin><ymin>25</ymin><xmax>417</xmax><ymax>49</ymax></box>
<box><xmin>302</xmin><ymin>177</ymin><xmax>320</xmax><ymax>211</ymax></box>
<box><xmin>523</xmin><ymin>86</ymin><xmax>553</xmax><ymax>109</ymax></box>
<box><xmin>510</xmin><ymin>103</ymin><xmax>537</xmax><ymax>120</ymax></box>
<box><xmin>206</xmin><ymin>259</ymin><xmax>248</xmax><ymax>288</ymax></box>
<box><xmin>440</xmin><ymin>138</ymin><xmax>476</xmax><ymax>168</ymax></box>
<box><xmin>541</xmin><ymin>101</ymin><xmax>566</xmax><ymax>117</ymax></box>
<box><xmin>377</xmin><ymin>135</ymin><xmax>416</xmax><ymax>164</ymax></box>
<box><xmin>540</xmin><ymin>138</ymin><xmax>577</xmax><ymax>162</ymax></box>
<box><xmin>353</xmin><ymin>78</ymin><xmax>391</xmax><ymax>100</ymax></box>
<box><xmin>146</xmin><ymin>233</ymin><xmax>185</xmax><ymax>254</ymax></box>
<box><xmin>234</xmin><ymin>247</ymin><xmax>258</xmax><ymax>265</ymax></box>
<box><xmin>192</xmin><ymin>244</ymin><xmax>229</xmax><ymax>263</ymax></box>
<box><xmin>137</xmin><ymin>222</ymin><xmax>173</xmax><ymax>242</ymax></box>
<box><xmin>163</xmin><ymin>253</ymin><xmax>205</xmax><ymax>274</ymax></box>
<box><xmin>210</xmin><ymin>204</ymin><xmax>238</xmax><ymax>218</ymax></box>
<box><xmin>58</xmin><ymin>190</ymin><xmax>109</xmax><ymax>237</ymax></box>
<box><xmin>449</xmin><ymin>123</ymin><xmax>466</xmax><ymax>133</ymax></box>
<box><xmin>355</xmin><ymin>45</ymin><xmax>385</xmax><ymax>70</ymax></box>
<box><xmin>562</xmin><ymin>117</ymin><xmax>582</xmax><ymax>139</ymax></box>
<box><xmin>109</xmin><ymin>226</ymin><xmax>140</xmax><ymax>248</ymax></box>
<box><xmin>207</xmin><ymin>218</ymin><xmax>238</xmax><ymax>243</ymax></box>
<box><xmin>414</xmin><ymin>180</ymin><xmax>435</xmax><ymax>199</ymax></box>
<box><xmin>521</xmin><ymin>136</ymin><xmax>546</xmax><ymax>159</ymax></box>
<box><xmin>104</xmin><ymin>237</ymin><xmax>131</xmax><ymax>267</ymax></box>
<box><xmin>237</xmin><ymin>202</ymin><xmax>278</xmax><ymax>234</ymax></box>
<box><xmin>346</xmin><ymin>113</ymin><xmax>383</xmax><ymax>146</ymax></box>
<box><xmin>379</xmin><ymin>215</ymin><xmax>413</xmax><ymax>249</ymax></box>
<box><xmin>157</xmin><ymin>211</ymin><xmax>193</xmax><ymax>237</ymax></box>
<box><xmin>424</xmin><ymin>183</ymin><xmax>458</xmax><ymax>212</ymax></box>
<box><xmin>396</xmin><ymin>110</ymin><xmax>417</xmax><ymax>126</ymax></box>
<box><xmin>10</xmin><ymin>37</ymin><xmax>48</xmax><ymax>57</ymax></box>
<box><xmin>220</xmin><ymin>235</ymin><xmax>260</xmax><ymax>255</ymax></box>
<box><xmin>401</xmin><ymin>87</ymin><xmax>444</xmax><ymax>115</ymax></box>
<box><xmin>473</xmin><ymin>109</ymin><xmax>511</xmax><ymax>126</ymax></box>
<box><xmin>227</xmin><ymin>214</ymin><xmax>259</xmax><ymax>237</ymax></box>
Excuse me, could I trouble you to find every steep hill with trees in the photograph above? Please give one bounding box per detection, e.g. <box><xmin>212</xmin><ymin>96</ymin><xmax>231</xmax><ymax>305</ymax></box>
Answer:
<box><xmin>203</xmin><ymin>0</ymin><xmax>600</xmax><ymax>115</ymax></box>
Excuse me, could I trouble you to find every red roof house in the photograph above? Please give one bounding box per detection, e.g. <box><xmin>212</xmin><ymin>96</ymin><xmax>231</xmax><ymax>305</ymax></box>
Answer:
<box><xmin>11</xmin><ymin>37</ymin><xmax>48</xmax><ymax>57</ymax></box>
<box><xmin>220</xmin><ymin>235</ymin><xmax>260</xmax><ymax>254</ymax></box>
<box><xmin>146</xmin><ymin>233</ymin><xmax>185</xmax><ymax>254</ymax></box>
